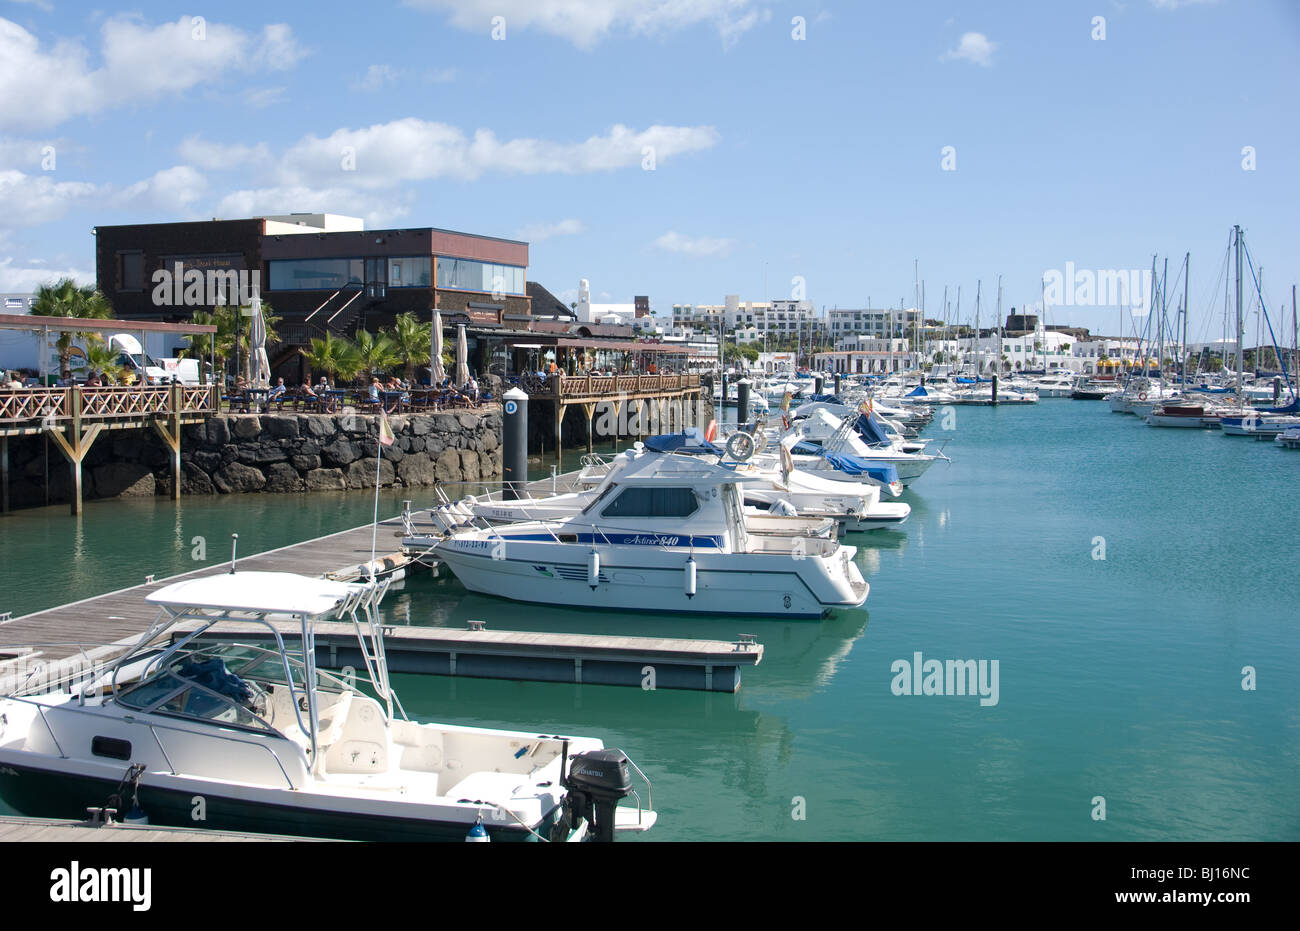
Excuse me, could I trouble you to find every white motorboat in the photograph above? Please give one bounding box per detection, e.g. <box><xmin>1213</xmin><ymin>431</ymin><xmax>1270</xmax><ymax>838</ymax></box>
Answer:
<box><xmin>432</xmin><ymin>437</ymin><xmax>909</xmax><ymax>534</ymax></box>
<box><xmin>780</xmin><ymin>406</ymin><xmax>942</xmax><ymax>485</ymax></box>
<box><xmin>411</xmin><ymin>453</ymin><xmax>869</xmax><ymax>619</ymax></box>
<box><xmin>0</xmin><ymin>572</ymin><xmax>656</xmax><ymax>842</ymax></box>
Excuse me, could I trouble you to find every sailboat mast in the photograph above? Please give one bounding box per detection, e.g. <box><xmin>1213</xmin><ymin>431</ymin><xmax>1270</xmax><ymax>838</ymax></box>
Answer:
<box><xmin>975</xmin><ymin>280</ymin><xmax>982</xmax><ymax>376</ymax></box>
<box><xmin>1235</xmin><ymin>225</ymin><xmax>1244</xmax><ymax>404</ymax></box>
<box><xmin>1181</xmin><ymin>252</ymin><xmax>1190</xmax><ymax>386</ymax></box>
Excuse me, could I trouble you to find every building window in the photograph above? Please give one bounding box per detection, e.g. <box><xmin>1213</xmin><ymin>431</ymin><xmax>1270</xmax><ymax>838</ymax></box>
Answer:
<box><xmin>117</xmin><ymin>251</ymin><xmax>144</xmax><ymax>291</ymax></box>
<box><xmin>269</xmin><ymin>258</ymin><xmax>364</xmax><ymax>291</ymax></box>
<box><xmin>436</xmin><ymin>257</ymin><xmax>524</xmax><ymax>295</ymax></box>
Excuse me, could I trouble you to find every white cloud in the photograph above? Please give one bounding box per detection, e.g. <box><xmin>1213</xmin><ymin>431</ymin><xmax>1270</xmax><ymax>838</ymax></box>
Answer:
<box><xmin>652</xmin><ymin>230</ymin><xmax>734</xmax><ymax>257</ymax></box>
<box><xmin>407</xmin><ymin>0</ymin><xmax>768</xmax><ymax>50</ymax></box>
<box><xmin>112</xmin><ymin>165</ymin><xmax>207</xmax><ymax>214</ymax></box>
<box><xmin>0</xmin><ymin>257</ymin><xmax>94</xmax><ymax>292</ymax></box>
<box><xmin>0</xmin><ymin>16</ymin><xmax>307</xmax><ymax>131</ymax></box>
<box><xmin>0</xmin><ymin>164</ymin><xmax>207</xmax><ymax>227</ymax></box>
<box><xmin>215</xmin><ymin>185</ymin><xmax>414</xmax><ymax>229</ymax></box>
<box><xmin>178</xmin><ymin>137</ymin><xmax>273</xmax><ymax>172</ymax></box>
<box><xmin>184</xmin><ymin>119</ymin><xmax>717</xmax><ymax>189</ymax></box>
<box><xmin>352</xmin><ymin>64</ymin><xmax>400</xmax><ymax>91</ymax></box>
<box><xmin>0</xmin><ymin>168</ymin><xmax>102</xmax><ymax>225</ymax></box>
<box><xmin>941</xmin><ymin>32</ymin><xmax>996</xmax><ymax>67</ymax></box>
<box><xmin>517</xmin><ymin>218</ymin><xmax>586</xmax><ymax>241</ymax></box>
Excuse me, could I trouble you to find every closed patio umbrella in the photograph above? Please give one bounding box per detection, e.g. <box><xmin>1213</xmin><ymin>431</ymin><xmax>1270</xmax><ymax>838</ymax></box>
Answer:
<box><xmin>455</xmin><ymin>323</ymin><xmax>470</xmax><ymax>387</ymax></box>
<box><xmin>249</xmin><ymin>295</ymin><xmax>271</xmax><ymax>389</ymax></box>
<box><xmin>431</xmin><ymin>310</ymin><xmax>446</xmax><ymax>384</ymax></box>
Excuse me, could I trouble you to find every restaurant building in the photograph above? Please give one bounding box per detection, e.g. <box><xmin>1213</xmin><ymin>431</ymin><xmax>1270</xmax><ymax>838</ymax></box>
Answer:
<box><xmin>94</xmin><ymin>213</ymin><xmax>531</xmax><ymax>379</ymax></box>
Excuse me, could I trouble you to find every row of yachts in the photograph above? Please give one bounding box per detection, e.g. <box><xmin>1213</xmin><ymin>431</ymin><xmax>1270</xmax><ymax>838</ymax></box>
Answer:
<box><xmin>1102</xmin><ymin>376</ymin><xmax>1300</xmax><ymax>442</ymax></box>
<box><xmin>403</xmin><ymin>392</ymin><xmax>946</xmax><ymax>619</ymax></box>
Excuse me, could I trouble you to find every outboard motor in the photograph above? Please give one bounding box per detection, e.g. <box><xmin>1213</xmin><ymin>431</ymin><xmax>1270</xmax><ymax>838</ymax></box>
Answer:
<box><xmin>561</xmin><ymin>748</ymin><xmax>635</xmax><ymax>842</ymax></box>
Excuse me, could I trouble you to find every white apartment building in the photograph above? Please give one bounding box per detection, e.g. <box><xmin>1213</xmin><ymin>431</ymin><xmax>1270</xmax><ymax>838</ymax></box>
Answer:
<box><xmin>672</xmin><ymin>296</ymin><xmax>816</xmax><ymax>344</ymax></box>
<box><xmin>827</xmin><ymin>307</ymin><xmax>922</xmax><ymax>342</ymax></box>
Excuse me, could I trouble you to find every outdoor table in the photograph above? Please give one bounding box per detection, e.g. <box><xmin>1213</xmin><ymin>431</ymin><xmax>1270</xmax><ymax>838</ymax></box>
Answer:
<box><xmin>323</xmin><ymin>389</ymin><xmax>346</xmax><ymax>413</ymax></box>
<box><xmin>246</xmin><ymin>388</ymin><xmax>269</xmax><ymax>412</ymax></box>
<box><xmin>381</xmin><ymin>390</ymin><xmax>406</xmax><ymax>413</ymax></box>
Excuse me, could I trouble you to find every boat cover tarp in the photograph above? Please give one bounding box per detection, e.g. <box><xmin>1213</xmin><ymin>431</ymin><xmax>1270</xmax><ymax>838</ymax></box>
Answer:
<box><xmin>791</xmin><ymin>442</ymin><xmax>901</xmax><ymax>485</ymax></box>
<box><xmin>856</xmin><ymin>413</ymin><xmax>894</xmax><ymax>446</ymax></box>
<box><xmin>644</xmin><ymin>429</ymin><xmax>724</xmax><ymax>455</ymax></box>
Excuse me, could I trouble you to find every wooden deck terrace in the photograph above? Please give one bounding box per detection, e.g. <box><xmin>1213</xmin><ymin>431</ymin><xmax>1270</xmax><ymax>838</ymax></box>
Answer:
<box><xmin>0</xmin><ymin>384</ymin><xmax>219</xmax><ymax>515</ymax></box>
<box><xmin>518</xmin><ymin>372</ymin><xmax>707</xmax><ymax>460</ymax></box>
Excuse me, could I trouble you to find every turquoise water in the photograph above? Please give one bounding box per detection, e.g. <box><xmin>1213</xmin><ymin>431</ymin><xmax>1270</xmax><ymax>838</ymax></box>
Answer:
<box><xmin>2</xmin><ymin>404</ymin><xmax>1297</xmax><ymax>839</ymax></box>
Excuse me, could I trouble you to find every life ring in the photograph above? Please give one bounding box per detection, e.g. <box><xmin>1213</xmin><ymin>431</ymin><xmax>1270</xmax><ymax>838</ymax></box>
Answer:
<box><xmin>725</xmin><ymin>432</ymin><xmax>756</xmax><ymax>461</ymax></box>
<box><xmin>705</xmin><ymin>419</ymin><xmax>718</xmax><ymax>443</ymax></box>
<box><xmin>1138</xmin><ymin>392</ymin><xmax>1148</xmax><ymax>401</ymax></box>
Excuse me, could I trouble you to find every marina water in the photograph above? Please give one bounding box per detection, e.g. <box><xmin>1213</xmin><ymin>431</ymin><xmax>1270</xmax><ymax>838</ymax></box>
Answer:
<box><xmin>2</xmin><ymin>405</ymin><xmax>1295</xmax><ymax>840</ymax></box>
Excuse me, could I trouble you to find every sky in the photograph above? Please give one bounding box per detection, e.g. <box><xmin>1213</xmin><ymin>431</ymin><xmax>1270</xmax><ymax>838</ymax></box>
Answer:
<box><xmin>1</xmin><ymin>0</ymin><xmax>1297</xmax><ymax>346</ymax></box>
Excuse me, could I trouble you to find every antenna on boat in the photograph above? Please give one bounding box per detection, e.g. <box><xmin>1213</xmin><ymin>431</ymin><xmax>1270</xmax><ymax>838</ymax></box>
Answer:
<box><xmin>229</xmin><ymin>533</ymin><xmax>239</xmax><ymax>574</ymax></box>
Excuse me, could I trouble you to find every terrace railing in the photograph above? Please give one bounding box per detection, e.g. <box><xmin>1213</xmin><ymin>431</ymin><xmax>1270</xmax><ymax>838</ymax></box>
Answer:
<box><xmin>0</xmin><ymin>385</ymin><xmax>219</xmax><ymax>426</ymax></box>
<box><xmin>518</xmin><ymin>372</ymin><xmax>701</xmax><ymax>400</ymax></box>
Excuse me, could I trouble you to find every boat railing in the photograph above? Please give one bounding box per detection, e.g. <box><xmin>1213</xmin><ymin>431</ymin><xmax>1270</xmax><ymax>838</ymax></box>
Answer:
<box><xmin>620</xmin><ymin>750</ymin><xmax>654</xmax><ymax>829</ymax></box>
<box><xmin>0</xmin><ymin>640</ymin><xmax>142</xmax><ymax>699</ymax></box>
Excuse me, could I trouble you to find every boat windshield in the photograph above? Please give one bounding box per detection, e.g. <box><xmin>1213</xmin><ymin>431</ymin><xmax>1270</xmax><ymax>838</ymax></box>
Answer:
<box><xmin>116</xmin><ymin>668</ymin><xmax>272</xmax><ymax>732</ymax></box>
<box><xmin>114</xmin><ymin>642</ymin><xmax>350</xmax><ymax>733</ymax></box>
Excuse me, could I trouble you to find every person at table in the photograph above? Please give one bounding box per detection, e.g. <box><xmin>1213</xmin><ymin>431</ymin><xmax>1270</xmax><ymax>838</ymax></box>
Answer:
<box><xmin>316</xmin><ymin>376</ymin><xmax>330</xmax><ymax>394</ymax></box>
<box><xmin>299</xmin><ymin>382</ymin><xmax>318</xmax><ymax>399</ymax></box>
<box><xmin>369</xmin><ymin>378</ymin><xmax>382</xmax><ymax>402</ymax></box>
<box><xmin>268</xmin><ymin>377</ymin><xmax>287</xmax><ymax>403</ymax></box>
<box><xmin>464</xmin><ymin>375</ymin><xmax>479</xmax><ymax>403</ymax></box>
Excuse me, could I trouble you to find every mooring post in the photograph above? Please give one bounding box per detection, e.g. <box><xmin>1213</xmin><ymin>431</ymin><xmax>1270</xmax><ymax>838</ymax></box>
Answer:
<box><xmin>991</xmin><ymin>373</ymin><xmax>999</xmax><ymax>405</ymax></box>
<box><xmin>814</xmin><ymin>374</ymin><xmax>824</xmax><ymax>395</ymax></box>
<box><xmin>502</xmin><ymin>387</ymin><xmax>528</xmax><ymax>500</ymax></box>
<box><xmin>736</xmin><ymin>378</ymin><xmax>751</xmax><ymax>424</ymax></box>
<box><xmin>834</xmin><ymin>372</ymin><xmax>842</xmax><ymax>396</ymax></box>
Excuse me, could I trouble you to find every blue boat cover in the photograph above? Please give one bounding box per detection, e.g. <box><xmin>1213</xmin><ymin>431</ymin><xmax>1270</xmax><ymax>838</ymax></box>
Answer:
<box><xmin>791</xmin><ymin>442</ymin><xmax>901</xmax><ymax>486</ymax></box>
<box><xmin>855</xmin><ymin>413</ymin><xmax>894</xmax><ymax>446</ymax></box>
<box><xmin>644</xmin><ymin>429</ymin><xmax>724</xmax><ymax>455</ymax></box>
<box><xmin>905</xmin><ymin>385</ymin><xmax>929</xmax><ymax>397</ymax></box>
<box><xmin>807</xmin><ymin>393</ymin><xmax>842</xmax><ymax>404</ymax></box>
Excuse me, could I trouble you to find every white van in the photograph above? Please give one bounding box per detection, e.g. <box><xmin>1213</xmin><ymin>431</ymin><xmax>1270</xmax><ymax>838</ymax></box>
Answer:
<box><xmin>108</xmin><ymin>334</ymin><xmax>213</xmax><ymax>386</ymax></box>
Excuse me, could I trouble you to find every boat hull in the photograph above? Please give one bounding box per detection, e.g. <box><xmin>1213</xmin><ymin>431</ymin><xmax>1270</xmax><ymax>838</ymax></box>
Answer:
<box><xmin>433</xmin><ymin>542</ymin><xmax>866</xmax><ymax>619</ymax></box>
<box><xmin>0</xmin><ymin>751</ymin><xmax>557</xmax><ymax>842</ymax></box>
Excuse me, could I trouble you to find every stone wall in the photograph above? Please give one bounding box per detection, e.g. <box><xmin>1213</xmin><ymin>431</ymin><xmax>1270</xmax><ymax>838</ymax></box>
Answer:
<box><xmin>2</xmin><ymin>409</ymin><xmax>502</xmax><ymax>510</ymax></box>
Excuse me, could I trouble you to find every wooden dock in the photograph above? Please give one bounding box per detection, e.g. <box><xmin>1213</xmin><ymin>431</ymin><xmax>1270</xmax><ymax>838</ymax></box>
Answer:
<box><xmin>0</xmin><ymin>814</ymin><xmax>336</xmax><ymax>842</ymax></box>
<box><xmin>180</xmin><ymin>620</ymin><xmax>762</xmax><ymax>692</ymax></box>
<box><xmin>0</xmin><ymin>519</ymin><xmax>411</xmax><ymax>665</ymax></box>
<box><xmin>0</xmin><ymin>479</ymin><xmax>765</xmax><ymax>691</ymax></box>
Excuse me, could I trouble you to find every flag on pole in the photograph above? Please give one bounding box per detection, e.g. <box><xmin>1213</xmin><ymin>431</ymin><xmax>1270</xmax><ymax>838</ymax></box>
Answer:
<box><xmin>378</xmin><ymin>408</ymin><xmax>395</xmax><ymax>447</ymax></box>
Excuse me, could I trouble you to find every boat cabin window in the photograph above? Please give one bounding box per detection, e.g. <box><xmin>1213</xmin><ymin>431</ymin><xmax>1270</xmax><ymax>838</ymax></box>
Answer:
<box><xmin>599</xmin><ymin>486</ymin><xmax>700</xmax><ymax>519</ymax></box>
<box><xmin>116</xmin><ymin>665</ymin><xmax>272</xmax><ymax>733</ymax></box>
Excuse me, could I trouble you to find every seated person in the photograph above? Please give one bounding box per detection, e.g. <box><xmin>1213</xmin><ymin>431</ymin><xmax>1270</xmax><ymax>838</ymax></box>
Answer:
<box><xmin>268</xmin><ymin>377</ymin><xmax>287</xmax><ymax>401</ymax></box>
<box><xmin>368</xmin><ymin>378</ymin><xmax>381</xmax><ymax>402</ymax></box>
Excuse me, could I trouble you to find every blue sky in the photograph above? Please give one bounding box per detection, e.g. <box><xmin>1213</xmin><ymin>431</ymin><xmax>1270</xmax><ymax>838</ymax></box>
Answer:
<box><xmin>1</xmin><ymin>0</ymin><xmax>1297</xmax><ymax>344</ymax></box>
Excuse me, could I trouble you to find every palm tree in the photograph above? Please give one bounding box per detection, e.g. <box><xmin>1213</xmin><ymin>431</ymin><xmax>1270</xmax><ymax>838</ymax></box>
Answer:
<box><xmin>353</xmin><ymin>330</ymin><xmax>400</xmax><ymax>377</ymax></box>
<box><xmin>304</xmin><ymin>332</ymin><xmax>361</xmax><ymax>384</ymax></box>
<box><xmin>385</xmin><ymin>312</ymin><xmax>432</xmax><ymax>383</ymax></box>
<box><xmin>30</xmin><ymin>279</ymin><xmax>115</xmax><ymax>379</ymax></box>
<box><xmin>82</xmin><ymin>342</ymin><xmax>126</xmax><ymax>383</ymax></box>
